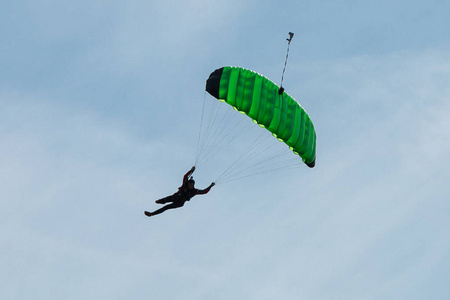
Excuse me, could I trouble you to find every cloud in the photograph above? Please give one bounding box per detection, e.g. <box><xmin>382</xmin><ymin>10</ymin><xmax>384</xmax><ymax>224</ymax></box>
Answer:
<box><xmin>265</xmin><ymin>48</ymin><xmax>450</xmax><ymax>299</ymax></box>
<box><xmin>0</xmin><ymin>89</ymin><xmax>176</xmax><ymax>299</ymax></box>
<box><xmin>2</xmin><ymin>21</ymin><xmax>450</xmax><ymax>299</ymax></box>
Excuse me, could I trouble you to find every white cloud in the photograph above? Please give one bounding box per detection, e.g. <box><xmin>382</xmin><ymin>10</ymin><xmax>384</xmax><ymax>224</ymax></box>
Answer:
<box><xmin>2</xmin><ymin>26</ymin><xmax>450</xmax><ymax>300</ymax></box>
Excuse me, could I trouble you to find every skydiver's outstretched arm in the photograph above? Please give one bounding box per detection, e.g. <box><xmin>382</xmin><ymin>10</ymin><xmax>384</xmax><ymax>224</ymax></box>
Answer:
<box><xmin>182</xmin><ymin>166</ymin><xmax>196</xmax><ymax>185</ymax></box>
<box><xmin>197</xmin><ymin>182</ymin><xmax>215</xmax><ymax>195</ymax></box>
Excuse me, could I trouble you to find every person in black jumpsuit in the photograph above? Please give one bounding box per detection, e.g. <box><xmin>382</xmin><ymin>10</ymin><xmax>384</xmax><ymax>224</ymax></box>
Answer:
<box><xmin>144</xmin><ymin>166</ymin><xmax>215</xmax><ymax>217</ymax></box>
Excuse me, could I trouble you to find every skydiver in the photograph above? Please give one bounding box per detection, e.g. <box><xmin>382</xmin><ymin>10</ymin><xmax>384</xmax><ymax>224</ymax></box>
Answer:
<box><xmin>144</xmin><ymin>166</ymin><xmax>215</xmax><ymax>217</ymax></box>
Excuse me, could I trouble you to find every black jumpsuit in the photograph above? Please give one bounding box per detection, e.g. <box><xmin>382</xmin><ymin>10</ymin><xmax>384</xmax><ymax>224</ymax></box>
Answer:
<box><xmin>150</xmin><ymin>169</ymin><xmax>212</xmax><ymax>216</ymax></box>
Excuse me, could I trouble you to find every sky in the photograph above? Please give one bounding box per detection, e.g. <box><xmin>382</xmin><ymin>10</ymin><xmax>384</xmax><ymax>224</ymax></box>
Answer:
<box><xmin>1</xmin><ymin>0</ymin><xmax>450</xmax><ymax>299</ymax></box>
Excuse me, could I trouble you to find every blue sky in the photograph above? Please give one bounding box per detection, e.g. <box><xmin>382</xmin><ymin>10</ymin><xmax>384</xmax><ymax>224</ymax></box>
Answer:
<box><xmin>1</xmin><ymin>0</ymin><xmax>450</xmax><ymax>299</ymax></box>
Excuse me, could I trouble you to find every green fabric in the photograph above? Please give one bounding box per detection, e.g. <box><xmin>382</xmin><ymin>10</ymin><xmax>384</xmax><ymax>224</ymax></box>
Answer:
<box><xmin>206</xmin><ymin>66</ymin><xmax>316</xmax><ymax>167</ymax></box>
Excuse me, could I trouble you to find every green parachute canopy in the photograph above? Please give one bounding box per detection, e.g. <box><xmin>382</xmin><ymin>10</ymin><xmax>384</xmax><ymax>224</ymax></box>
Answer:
<box><xmin>206</xmin><ymin>66</ymin><xmax>316</xmax><ymax>168</ymax></box>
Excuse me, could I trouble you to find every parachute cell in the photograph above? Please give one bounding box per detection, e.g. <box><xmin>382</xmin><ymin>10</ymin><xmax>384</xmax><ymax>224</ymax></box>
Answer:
<box><xmin>206</xmin><ymin>66</ymin><xmax>316</xmax><ymax>167</ymax></box>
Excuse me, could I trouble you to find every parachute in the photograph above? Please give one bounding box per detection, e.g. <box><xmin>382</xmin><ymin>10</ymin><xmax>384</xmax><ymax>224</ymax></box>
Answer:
<box><xmin>205</xmin><ymin>66</ymin><xmax>316</xmax><ymax>168</ymax></box>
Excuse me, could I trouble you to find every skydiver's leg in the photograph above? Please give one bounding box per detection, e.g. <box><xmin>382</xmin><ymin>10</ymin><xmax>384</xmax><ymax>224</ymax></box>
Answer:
<box><xmin>146</xmin><ymin>201</ymin><xmax>184</xmax><ymax>216</ymax></box>
<box><xmin>155</xmin><ymin>195</ymin><xmax>176</xmax><ymax>204</ymax></box>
